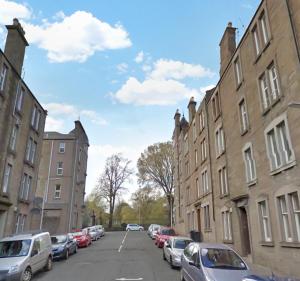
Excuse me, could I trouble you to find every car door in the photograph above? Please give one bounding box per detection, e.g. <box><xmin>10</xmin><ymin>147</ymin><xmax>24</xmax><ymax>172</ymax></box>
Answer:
<box><xmin>189</xmin><ymin>246</ymin><xmax>205</xmax><ymax>281</ymax></box>
<box><xmin>165</xmin><ymin>239</ymin><xmax>171</xmax><ymax>261</ymax></box>
<box><xmin>182</xmin><ymin>244</ymin><xmax>195</xmax><ymax>281</ymax></box>
<box><xmin>30</xmin><ymin>238</ymin><xmax>41</xmax><ymax>273</ymax></box>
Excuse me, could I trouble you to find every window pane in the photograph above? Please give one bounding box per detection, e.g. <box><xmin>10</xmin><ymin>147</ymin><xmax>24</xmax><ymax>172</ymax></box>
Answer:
<box><xmin>267</xmin><ymin>130</ymin><xmax>281</xmax><ymax>169</ymax></box>
<box><xmin>277</xmin><ymin>122</ymin><xmax>292</xmax><ymax>164</ymax></box>
<box><xmin>268</xmin><ymin>64</ymin><xmax>280</xmax><ymax>100</ymax></box>
<box><xmin>260</xmin><ymin>74</ymin><xmax>270</xmax><ymax>110</ymax></box>
<box><xmin>278</xmin><ymin>196</ymin><xmax>292</xmax><ymax>242</ymax></box>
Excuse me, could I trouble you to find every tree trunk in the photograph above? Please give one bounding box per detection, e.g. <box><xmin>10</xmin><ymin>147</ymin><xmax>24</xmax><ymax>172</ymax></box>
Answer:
<box><xmin>167</xmin><ymin>194</ymin><xmax>174</xmax><ymax>227</ymax></box>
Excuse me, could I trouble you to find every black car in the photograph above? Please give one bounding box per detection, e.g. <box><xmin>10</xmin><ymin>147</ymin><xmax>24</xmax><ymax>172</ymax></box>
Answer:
<box><xmin>51</xmin><ymin>234</ymin><xmax>77</xmax><ymax>260</ymax></box>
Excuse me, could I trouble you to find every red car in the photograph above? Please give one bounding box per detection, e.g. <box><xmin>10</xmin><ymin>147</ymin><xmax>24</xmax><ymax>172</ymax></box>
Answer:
<box><xmin>155</xmin><ymin>227</ymin><xmax>176</xmax><ymax>248</ymax></box>
<box><xmin>72</xmin><ymin>231</ymin><xmax>92</xmax><ymax>248</ymax></box>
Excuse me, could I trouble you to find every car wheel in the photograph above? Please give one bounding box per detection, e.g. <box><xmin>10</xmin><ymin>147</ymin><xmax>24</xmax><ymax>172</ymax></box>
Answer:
<box><xmin>22</xmin><ymin>267</ymin><xmax>32</xmax><ymax>281</ymax></box>
<box><xmin>180</xmin><ymin>268</ymin><xmax>185</xmax><ymax>281</ymax></box>
<box><xmin>163</xmin><ymin>250</ymin><xmax>166</xmax><ymax>260</ymax></box>
<box><xmin>44</xmin><ymin>256</ymin><xmax>52</xmax><ymax>271</ymax></box>
<box><xmin>64</xmin><ymin>249</ymin><xmax>69</xmax><ymax>260</ymax></box>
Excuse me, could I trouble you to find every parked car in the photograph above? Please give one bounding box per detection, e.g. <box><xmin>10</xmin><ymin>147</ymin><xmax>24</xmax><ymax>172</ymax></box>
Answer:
<box><xmin>163</xmin><ymin>236</ymin><xmax>192</xmax><ymax>268</ymax></box>
<box><xmin>155</xmin><ymin>227</ymin><xmax>176</xmax><ymax>248</ymax></box>
<box><xmin>51</xmin><ymin>234</ymin><xmax>77</xmax><ymax>260</ymax></box>
<box><xmin>72</xmin><ymin>231</ymin><xmax>92</xmax><ymax>247</ymax></box>
<box><xmin>94</xmin><ymin>225</ymin><xmax>105</xmax><ymax>237</ymax></box>
<box><xmin>148</xmin><ymin>224</ymin><xmax>160</xmax><ymax>239</ymax></box>
<box><xmin>126</xmin><ymin>224</ymin><xmax>143</xmax><ymax>231</ymax></box>
<box><xmin>181</xmin><ymin>242</ymin><xmax>251</xmax><ymax>281</ymax></box>
<box><xmin>84</xmin><ymin>227</ymin><xmax>100</xmax><ymax>241</ymax></box>
<box><xmin>0</xmin><ymin>231</ymin><xmax>53</xmax><ymax>281</ymax></box>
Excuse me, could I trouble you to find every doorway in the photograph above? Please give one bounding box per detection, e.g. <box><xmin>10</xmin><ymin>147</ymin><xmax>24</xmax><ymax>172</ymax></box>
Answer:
<box><xmin>239</xmin><ymin>207</ymin><xmax>251</xmax><ymax>256</ymax></box>
<box><xmin>197</xmin><ymin>208</ymin><xmax>201</xmax><ymax>232</ymax></box>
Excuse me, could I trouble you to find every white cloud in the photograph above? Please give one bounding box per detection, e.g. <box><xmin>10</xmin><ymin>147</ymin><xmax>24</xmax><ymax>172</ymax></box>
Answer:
<box><xmin>135</xmin><ymin>51</ymin><xmax>144</xmax><ymax>63</ymax></box>
<box><xmin>23</xmin><ymin>11</ymin><xmax>132</xmax><ymax>63</ymax></box>
<box><xmin>43</xmin><ymin>102</ymin><xmax>108</xmax><ymax>132</ymax></box>
<box><xmin>116</xmin><ymin>62</ymin><xmax>128</xmax><ymax>73</ymax></box>
<box><xmin>0</xmin><ymin>0</ymin><xmax>32</xmax><ymax>24</ymax></box>
<box><xmin>149</xmin><ymin>59</ymin><xmax>214</xmax><ymax>80</ymax></box>
<box><xmin>114</xmin><ymin>77</ymin><xmax>200</xmax><ymax>106</ymax></box>
<box><xmin>200</xmin><ymin>84</ymin><xmax>215</xmax><ymax>94</ymax></box>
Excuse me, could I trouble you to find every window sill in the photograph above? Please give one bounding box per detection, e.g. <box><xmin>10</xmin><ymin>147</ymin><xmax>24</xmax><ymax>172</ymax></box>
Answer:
<box><xmin>253</xmin><ymin>53</ymin><xmax>262</xmax><ymax>64</ymax></box>
<box><xmin>240</xmin><ymin>128</ymin><xmax>249</xmax><ymax>136</ymax></box>
<box><xmin>279</xmin><ymin>241</ymin><xmax>300</xmax><ymax>248</ymax></box>
<box><xmin>24</xmin><ymin>160</ymin><xmax>34</xmax><ymax>168</ymax></box>
<box><xmin>18</xmin><ymin>198</ymin><xmax>30</xmax><ymax>204</ymax></box>
<box><xmin>246</xmin><ymin>179</ymin><xmax>257</xmax><ymax>187</ymax></box>
<box><xmin>223</xmin><ymin>239</ymin><xmax>233</xmax><ymax>244</ymax></box>
<box><xmin>14</xmin><ymin>109</ymin><xmax>23</xmax><ymax>118</ymax></box>
<box><xmin>216</xmin><ymin>150</ymin><xmax>225</xmax><ymax>159</ymax></box>
<box><xmin>201</xmin><ymin>158</ymin><xmax>207</xmax><ymax>165</ymax></box>
<box><xmin>214</xmin><ymin>114</ymin><xmax>221</xmax><ymax>123</ymax></box>
<box><xmin>262</xmin><ymin>40</ymin><xmax>271</xmax><ymax>54</ymax></box>
<box><xmin>270</xmin><ymin>160</ymin><xmax>296</xmax><ymax>176</ymax></box>
<box><xmin>204</xmin><ymin>228</ymin><xmax>212</xmax><ymax>233</ymax></box>
<box><xmin>236</xmin><ymin>81</ymin><xmax>243</xmax><ymax>91</ymax></box>
<box><xmin>7</xmin><ymin>148</ymin><xmax>16</xmax><ymax>157</ymax></box>
<box><xmin>260</xmin><ymin>241</ymin><xmax>274</xmax><ymax>247</ymax></box>
<box><xmin>220</xmin><ymin>193</ymin><xmax>229</xmax><ymax>199</ymax></box>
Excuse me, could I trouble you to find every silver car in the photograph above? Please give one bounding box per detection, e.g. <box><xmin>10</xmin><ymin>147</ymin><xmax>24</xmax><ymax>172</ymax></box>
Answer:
<box><xmin>163</xmin><ymin>236</ymin><xmax>192</xmax><ymax>268</ymax></box>
<box><xmin>0</xmin><ymin>231</ymin><xmax>53</xmax><ymax>281</ymax></box>
<box><xmin>148</xmin><ymin>224</ymin><xmax>160</xmax><ymax>239</ymax></box>
<box><xmin>181</xmin><ymin>242</ymin><xmax>251</xmax><ymax>281</ymax></box>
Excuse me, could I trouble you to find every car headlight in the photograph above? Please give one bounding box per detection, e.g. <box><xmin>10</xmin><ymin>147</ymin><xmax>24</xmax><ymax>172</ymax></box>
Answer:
<box><xmin>8</xmin><ymin>265</ymin><xmax>19</xmax><ymax>274</ymax></box>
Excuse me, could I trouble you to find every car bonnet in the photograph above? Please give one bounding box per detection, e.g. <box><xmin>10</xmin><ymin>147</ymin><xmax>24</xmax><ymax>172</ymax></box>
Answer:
<box><xmin>203</xmin><ymin>267</ymin><xmax>252</xmax><ymax>281</ymax></box>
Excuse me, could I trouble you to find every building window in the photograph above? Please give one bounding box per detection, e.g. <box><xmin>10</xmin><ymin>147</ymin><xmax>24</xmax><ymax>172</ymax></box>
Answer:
<box><xmin>59</xmin><ymin>142</ymin><xmax>65</xmax><ymax>153</ymax></box>
<box><xmin>14</xmin><ymin>86</ymin><xmax>25</xmax><ymax>113</ymax></box>
<box><xmin>278</xmin><ymin>195</ymin><xmax>292</xmax><ymax>242</ymax></box>
<box><xmin>203</xmin><ymin>205</ymin><xmax>210</xmax><ymax>230</ymax></box>
<box><xmin>192</xmin><ymin>119</ymin><xmax>197</xmax><ymax>141</ymax></box>
<box><xmin>268</xmin><ymin>63</ymin><xmax>280</xmax><ymax>101</ymax></box>
<box><xmin>215</xmin><ymin>126</ymin><xmax>225</xmax><ymax>157</ymax></box>
<box><xmin>234</xmin><ymin>56</ymin><xmax>242</xmax><ymax>86</ymax></box>
<box><xmin>212</xmin><ymin>92</ymin><xmax>221</xmax><ymax>120</ymax></box>
<box><xmin>31</xmin><ymin>106</ymin><xmax>41</xmax><ymax>131</ymax></box>
<box><xmin>186</xmin><ymin>186</ymin><xmax>190</xmax><ymax>205</ymax></box>
<box><xmin>185</xmin><ymin>161</ymin><xmax>190</xmax><ymax>177</ymax></box>
<box><xmin>289</xmin><ymin>192</ymin><xmax>300</xmax><ymax>242</ymax></box>
<box><xmin>252</xmin><ymin>25</ymin><xmax>261</xmax><ymax>56</ymax></box>
<box><xmin>0</xmin><ymin>64</ymin><xmax>8</xmax><ymax>92</ymax></box>
<box><xmin>9</xmin><ymin>124</ymin><xmax>19</xmax><ymax>151</ymax></box>
<box><xmin>195</xmin><ymin>149</ymin><xmax>198</xmax><ymax>166</ymax></box>
<box><xmin>199</xmin><ymin>111</ymin><xmax>205</xmax><ymax>132</ymax></box>
<box><xmin>196</xmin><ymin>178</ymin><xmax>200</xmax><ymax>198</ymax></box>
<box><xmin>57</xmin><ymin>162</ymin><xmax>63</xmax><ymax>176</ymax></box>
<box><xmin>54</xmin><ymin>185</ymin><xmax>61</xmax><ymax>199</ymax></box>
<box><xmin>259</xmin><ymin>12</ymin><xmax>270</xmax><ymax>46</ymax></box>
<box><xmin>2</xmin><ymin>163</ymin><xmax>12</xmax><ymax>193</ymax></box>
<box><xmin>219</xmin><ymin>166</ymin><xmax>228</xmax><ymax>196</ymax></box>
<box><xmin>239</xmin><ymin>99</ymin><xmax>249</xmax><ymax>133</ymax></box>
<box><xmin>26</xmin><ymin>138</ymin><xmax>37</xmax><ymax>164</ymax></box>
<box><xmin>15</xmin><ymin>214</ymin><xmax>26</xmax><ymax>234</ymax></box>
<box><xmin>31</xmin><ymin>106</ymin><xmax>37</xmax><ymax>127</ymax></box>
<box><xmin>265</xmin><ymin>118</ymin><xmax>294</xmax><ymax>172</ymax></box>
<box><xmin>222</xmin><ymin>210</ymin><xmax>232</xmax><ymax>241</ymax></box>
<box><xmin>243</xmin><ymin>144</ymin><xmax>256</xmax><ymax>183</ymax></box>
<box><xmin>201</xmin><ymin>169</ymin><xmax>209</xmax><ymax>194</ymax></box>
<box><xmin>200</xmin><ymin>138</ymin><xmax>207</xmax><ymax>162</ymax></box>
<box><xmin>20</xmin><ymin>174</ymin><xmax>32</xmax><ymax>201</ymax></box>
<box><xmin>258</xmin><ymin>200</ymin><xmax>272</xmax><ymax>242</ymax></box>
<box><xmin>260</xmin><ymin>73</ymin><xmax>270</xmax><ymax>111</ymax></box>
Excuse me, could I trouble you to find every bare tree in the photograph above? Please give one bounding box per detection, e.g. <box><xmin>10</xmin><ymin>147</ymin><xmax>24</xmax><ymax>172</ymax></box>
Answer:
<box><xmin>137</xmin><ymin>142</ymin><xmax>174</xmax><ymax>225</ymax></box>
<box><xmin>95</xmin><ymin>154</ymin><xmax>133</xmax><ymax>228</ymax></box>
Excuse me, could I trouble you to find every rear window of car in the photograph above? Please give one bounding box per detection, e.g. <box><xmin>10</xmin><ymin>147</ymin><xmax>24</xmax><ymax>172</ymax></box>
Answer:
<box><xmin>161</xmin><ymin>229</ymin><xmax>175</xmax><ymax>235</ymax></box>
<box><xmin>51</xmin><ymin>235</ymin><xmax>67</xmax><ymax>244</ymax></box>
<box><xmin>200</xmin><ymin>248</ymin><xmax>247</xmax><ymax>270</ymax></box>
<box><xmin>174</xmin><ymin>239</ymin><xmax>191</xmax><ymax>249</ymax></box>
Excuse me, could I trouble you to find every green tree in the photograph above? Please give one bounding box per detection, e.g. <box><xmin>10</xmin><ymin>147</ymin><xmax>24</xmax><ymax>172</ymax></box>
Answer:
<box><xmin>137</xmin><ymin>142</ymin><xmax>174</xmax><ymax>225</ymax></box>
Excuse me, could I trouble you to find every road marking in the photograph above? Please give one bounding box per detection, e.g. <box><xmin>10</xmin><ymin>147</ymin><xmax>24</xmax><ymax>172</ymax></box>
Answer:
<box><xmin>116</xmin><ymin>277</ymin><xmax>143</xmax><ymax>281</ymax></box>
<box><xmin>118</xmin><ymin>231</ymin><xmax>128</xmax><ymax>252</ymax></box>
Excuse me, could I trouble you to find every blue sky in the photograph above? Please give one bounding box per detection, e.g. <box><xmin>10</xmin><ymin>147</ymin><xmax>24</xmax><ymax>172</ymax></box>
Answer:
<box><xmin>0</xmin><ymin>0</ymin><xmax>260</xmax><ymax>197</ymax></box>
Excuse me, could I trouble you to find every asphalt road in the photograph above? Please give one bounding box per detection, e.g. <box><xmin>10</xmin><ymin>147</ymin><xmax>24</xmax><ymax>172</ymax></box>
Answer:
<box><xmin>34</xmin><ymin>231</ymin><xmax>180</xmax><ymax>281</ymax></box>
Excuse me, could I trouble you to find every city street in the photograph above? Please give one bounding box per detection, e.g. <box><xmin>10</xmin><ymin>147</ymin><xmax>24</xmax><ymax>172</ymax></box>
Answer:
<box><xmin>35</xmin><ymin>231</ymin><xmax>180</xmax><ymax>281</ymax></box>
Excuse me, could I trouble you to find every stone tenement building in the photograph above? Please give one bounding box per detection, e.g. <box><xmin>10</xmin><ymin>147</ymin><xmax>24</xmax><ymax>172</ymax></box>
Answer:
<box><xmin>173</xmin><ymin>0</ymin><xmax>300</xmax><ymax>276</ymax></box>
<box><xmin>0</xmin><ymin>19</ymin><xmax>47</xmax><ymax>238</ymax></box>
<box><xmin>34</xmin><ymin>121</ymin><xmax>89</xmax><ymax>234</ymax></box>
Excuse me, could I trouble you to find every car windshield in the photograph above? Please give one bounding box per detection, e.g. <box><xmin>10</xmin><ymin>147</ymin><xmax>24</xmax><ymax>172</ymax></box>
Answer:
<box><xmin>51</xmin><ymin>235</ymin><xmax>67</xmax><ymax>244</ymax></box>
<box><xmin>161</xmin><ymin>229</ymin><xmax>175</xmax><ymax>235</ymax></box>
<box><xmin>201</xmin><ymin>248</ymin><xmax>247</xmax><ymax>270</ymax></box>
<box><xmin>0</xmin><ymin>239</ymin><xmax>31</xmax><ymax>258</ymax></box>
<box><xmin>174</xmin><ymin>239</ymin><xmax>191</xmax><ymax>249</ymax></box>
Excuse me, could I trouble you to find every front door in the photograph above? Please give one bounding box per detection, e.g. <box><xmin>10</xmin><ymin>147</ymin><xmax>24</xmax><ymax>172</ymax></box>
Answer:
<box><xmin>239</xmin><ymin>207</ymin><xmax>251</xmax><ymax>256</ymax></box>
<box><xmin>197</xmin><ymin>208</ymin><xmax>201</xmax><ymax>232</ymax></box>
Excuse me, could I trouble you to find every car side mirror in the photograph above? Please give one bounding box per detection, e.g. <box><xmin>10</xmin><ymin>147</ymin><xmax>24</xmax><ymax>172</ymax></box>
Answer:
<box><xmin>166</xmin><ymin>244</ymin><xmax>171</xmax><ymax>248</ymax></box>
<box><xmin>31</xmin><ymin>249</ymin><xmax>38</xmax><ymax>257</ymax></box>
<box><xmin>188</xmin><ymin>261</ymin><xmax>195</xmax><ymax>266</ymax></box>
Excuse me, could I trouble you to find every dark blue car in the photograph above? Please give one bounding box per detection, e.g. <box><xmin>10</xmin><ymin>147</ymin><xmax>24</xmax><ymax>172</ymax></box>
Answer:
<box><xmin>51</xmin><ymin>234</ymin><xmax>77</xmax><ymax>260</ymax></box>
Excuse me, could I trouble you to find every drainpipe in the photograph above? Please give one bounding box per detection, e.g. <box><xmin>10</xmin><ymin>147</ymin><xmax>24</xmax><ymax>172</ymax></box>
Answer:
<box><xmin>68</xmin><ymin>139</ymin><xmax>78</xmax><ymax>232</ymax></box>
<box><xmin>40</xmin><ymin>140</ymin><xmax>54</xmax><ymax>230</ymax></box>
<box><xmin>285</xmin><ymin>0</ymin><xmax>300</xmax><ymax>63</ymax></box>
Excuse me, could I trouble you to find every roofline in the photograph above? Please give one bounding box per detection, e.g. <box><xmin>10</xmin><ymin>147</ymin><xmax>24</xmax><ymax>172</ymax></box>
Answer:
<box><xmin>74</xmin><ymin>120</ymin><xmax>90</xmax><ymax>146</ymax></box>
<box><xmin>0</xmin><ymin>49</ymin><xmax>47</xmax><ymax>114</ymax></box>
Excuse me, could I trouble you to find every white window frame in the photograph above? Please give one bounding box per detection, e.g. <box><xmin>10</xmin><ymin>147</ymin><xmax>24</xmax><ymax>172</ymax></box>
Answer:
<box><xmin>258</xmin><ymin>200</ymin><xmax>272</xmax><ymax>242</ymax></box>
<box><xmin>201</xmin><ymin>138</ymin><xmax>207</xmax><ymax>162</ymax></box>
<box><xmin>260</xmin><ymin>12</ymin><xmax>270</xmax><ymax>45</ymax></box>
<box><xmin>10</xmin><ymin>124</ymin><xmax>19</xmax><ymax>151</ymax></box>
<box><xmin>0</xmin><ymin>64</ymin><xmax>8</xmax><ymax>92</ymax></box>
<box><xmin>31</xmin><ymin>106</ymin><xmax>37</xmax><ymax>127</ymax></box>
<box><xmin>20</xmin><ymin>174</ymin><xmax>31</xmax><ymax>200</ymax></box>
<box><xmin>2</xmin><ymin>163</ymin><xmax>12</xmax><ymax>193</ymax></box>
<box><xmin>239</xmin><ymin>98</ymin><xmax>249</xmax><ymax>133</ymax></box>
<box><xmin>234</xmin><ymin>56</ymin><xmax>242</xmax><ymax>86</ymax></box>
<box><xmin>199</xmin><ymin>111</ymin><xmax>205</xmax><ymax>132</ymax></box>
<box><xmin>30</xmin><ymin>141</ymin><xmax>37</xmax><ymax>164</ymax></box>
<box><xmin>54</xmin><ymin>184</ymin><xmax>61</xmax><ymax>199</ymax></box>
<box><xmin>14</xmin><ymin>86</ymin><xmax>25</xmax><ymax>113</ymax></box>
<box><xmin>195</xmin><ymin>149</ymin><xmax>198</xmax><ymax>165</ymax></box>
<box><xmin>196</xmin><ymin>178</ymin><xmax>200</xmax><ymax>198</ymax></box>
<box><xmin>268</xmin><ymin>63</ymin><xmax>280</xmax><ymax>101</ymax></box>
<box><xmin>278</xmin><ymin>195</ymin><xmax>293</xmax><ymax>242</ymax></box>
<box><xmin>212</xmin><ymin>92</ymin><xmax>220</xmax><ymax>120</ymax></box>
<box><xmin>202</xmin><ymin>203</ymin><xmax>210</xmax><ymax>230</ymax></box>
<box><xmin>260</xmin><ymin>73</ymin><xmax>271</xmax><ymax>111</ymax></box>
<box><xmin>57</xmin><ymin>162</ymin><xmax>63</xmax><ymax>176</ymax></box>
<box><xmin>221</xmin><ymin>209</ymin><xmax>232</xmax><ymax>241</ymax></box>
<box><xmin>265</xmin><ymin>114</ymin><xmax>295</xmax><ymax>172</ymax></box>
<box><xmin>218</xmin><ymin>166</ymin><xmax>228</xmax><ymax>196</ymax></box>
<box><xmin>215</xmin><ymin>126</ymin><xmax>225</xmax><ymax>157</ymax></box>
<box><xmin>59</xmin><ymin>142</ymin><xmax>66</xmax><ymax>153</ymax></box>
<box><xmin>289</xmin><ymin>192</ymin><xmax>300</xmax><ymax>242</ymax></box>
<box><xmin>242</xmin><ymin>143</ymin><xmax>257</xmax><ymax>184</ymax></box>
<box><xmin>252</xmin><ymin>25</ymin><xmax>260</xmax><ymax>56</ymax></box>
<box><xmin>201</xmin><ymin>168</ymin><xmax>209</xmax><ymax>194</ymax></box>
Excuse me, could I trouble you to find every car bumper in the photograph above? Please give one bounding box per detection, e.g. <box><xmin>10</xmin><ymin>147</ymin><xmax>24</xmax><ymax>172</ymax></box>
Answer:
<box><xmin>52</xmin><ymin>249</ymin><xmax>66</xmax><ymax>259</ymax></box>
<box><xmin>172</xmin><ymin>257</ymin><xmax>182</xmax><ymax>267</ymax></box>
<box><xmin>77</xmin><ymin>240</ymin><xmax>87</xmax><ymax>247</ymax></box>
<box><xmin>0</xmin><ymin>271</ymin><xmax>22</xmax><ymax>281</ymax></box>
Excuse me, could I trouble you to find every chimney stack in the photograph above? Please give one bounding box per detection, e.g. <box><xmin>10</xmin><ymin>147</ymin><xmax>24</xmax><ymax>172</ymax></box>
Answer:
<box><xmin>188</xmin><ymin>97</ymin><xmax>196</xmax><ymax>123</ymax></box>
<box><xmin>174</xmin><ymin>109</ymin><xmax>181</xmax><ymax>138</ymax></box>
<box><xmin>219</xmin><ymin>22</ymin><xmax>236</xmax><ymax>76</ymax></box>
<box><xmin>4</xmin><ymin>18</ymin><xmax>29</xmax><ymax>75</ymax></box>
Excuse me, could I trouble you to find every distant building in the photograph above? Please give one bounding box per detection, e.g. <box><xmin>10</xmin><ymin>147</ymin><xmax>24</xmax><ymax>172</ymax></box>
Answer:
<box><xmin>35</xmin><ymin>121</ymin><xmax>89</xmax><ymax>234</ymax></box>
<box><xmin>173</xmin><ymin>0</ymin><xmax>300</xmax><ymax>277</ymax></box>
<box><xmin>0</xmin><ymin>19</ymin><xmax>47</xmax><ymax>238</ymax></box>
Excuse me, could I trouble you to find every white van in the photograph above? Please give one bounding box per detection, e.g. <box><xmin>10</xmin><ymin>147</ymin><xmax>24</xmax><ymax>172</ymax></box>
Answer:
<box><xmin>0</xmin><ymin>231</ymin><xmax>53</xmax><ymax>281</ymax></box>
